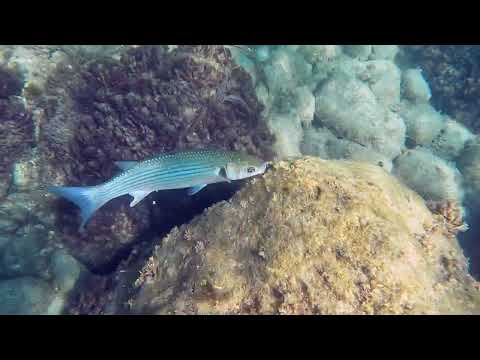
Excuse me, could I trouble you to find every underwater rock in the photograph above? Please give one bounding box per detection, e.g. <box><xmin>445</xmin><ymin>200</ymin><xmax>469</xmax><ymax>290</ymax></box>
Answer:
<box><xmin>0</xmin><ymin>192</ymin><xmax>56</xmax><ymax>234</ymax></box>
<box><xmin>400</xmin><ymin>101</ymin><xmax>444</xmax><ymax>147</ymax></box>
<box><xmin>362</xmin><ymin>60</ymin><xmax>401</xmax><ymax>107</ymax></box>
<box><xmin>430</xmin><ymin>119</ymin><xmax>475</xmax><ymax>161</ymax></box>
<box><xmin>301</xmin><ymin>126</ymin><xmax>336</xmax><ymax>159</ymax></box>
<box><xmin>263</xmin><ymin>47</ymin><xmax>312</xmax><ymax>93</ymax></box>
<box><xmin>393</xmin><ymin>148</ymin><xmax>463</xmax><ymax>203</ymax></box>
<box><xmin>11</xmin><ymin>150</ymin><xmax>43</xmax><ymax>192</ymax></box>
<box><xmin>457</xmin><ymin>137</ymin><xmax>480</xmax><ymax>207</ymax></box>
<box><xmin>243</xmin><ymin>46</ymin><xmax>406</xmax><ymax>168</ymax></box>
<box><xmin>402</xmin><ymin>68</ymin><xmax>432</xmax><ymax>103</ymax></box>
<box><xmin>129</xmin><ymin>158</ymin><xmax>479</xmax><ymax>314</ymax></box>
<box><xmin>253</xmin><ymin>46</ymin><xmax>272</xmax><ymax>63</ymax></box>
<box><xmin>0</xmin><ymin>46</ymin><xmax>66</xmax><ymax>97</ymax></box>
<box><xmin>0</xmin><ymin>224</ymin><xmax>50</xmax><ymax>279</ymax></box>
<box><xmin>0</xmin><ymin>65</ymin><xmax>23</xmax><ymax>98</ymax></box>
<box><xmin>343</xmin><ymin>45</ymin><xmax>372</xmax><ymax>60</ymax></box>
<box><xmin>0</xmin><ymin>67</ymin><xmax>34</xmax><ymax>199</ymax></box>
<box><xmin>63</xmin><ymin>273</ymin><xmax>115</xmax><ymax>315</ymax></box>
<box><xmin>254</xmin><ymin>82</ymin><xmax>271</xmax><ymax>116</ymax></box>
<box><xmin>0</xmin><ymin>277</ymin><xmax>54</xmax><ymax>315</ymax></box>
<box><xmin>268</xmin><ymin>113</ymin><xmax>303</xmax><ymax>159</ymax></box>
<box><xmin>39</xmin><ymin>45</ymin><xmax>273</xmax><ymax>269</ymax></box>
<box><xmin>0</xmin><ymin>187</ymin><xmax>87</xmax><ymax>313</ymax></box>
<box><xmin>325</xmin><ymin>138</ymin><xmax>393</xmax><ymax>172</ymax></box>
<box><xmin>315</xmin><ymin>73</ymin><xmax>406</xmax><ymax>159</ymax></box>
<box><xmin>227</xmin><ymin>46</ymin><xmax>258</xmax><ymax>84</ymax></box>
<box><xmin>402</xmin><ymin>45</ymin><xmax>480</xmax><ymax>134</ymax></box>
<box><xmin>57</xmin><ymin>45</ymin><xmax>127</xmax><ymax>60</ymax></box>
<box><xmin>0</xmin><ymin>46</ymin><xmax>133</xmax><ymax>100</ymax></box>
<box><xmin>294</xmin><ymin>86</ymin><xmax>315</xmax><ymax>126</ymax></box>
<box><xmin>302</xmin><ymin>127</ymin><xmax>393</xmax><ymax>172</ymax></box>
<box><xmin>50</xmin><ymin>249</ymin><xmax>85</xmax><ymax>294</ymax></box>
<box><xmin>248</xmin><ymin>46</ymin><xmax>320</xmax><ymax>162</ymax></box>
<box><xmin>370</xmin><ymin>45</ymin><xmax>399</xmax><ymax>61</ymax></box>
<box><xmin>52</xmin><ymin>196</ymin><xmax>151</xmax><ymax>271</ymax></box>
<box><xmin>297</xmin><ymin>45</ymin><xmax>342</xmax><ymax>65</ymax></box>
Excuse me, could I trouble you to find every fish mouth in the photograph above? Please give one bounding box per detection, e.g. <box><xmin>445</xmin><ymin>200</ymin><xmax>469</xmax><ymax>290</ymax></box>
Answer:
<box><xmin>262</xmin><ymin>161</ymin><xmax>273</xmax><ymax>172</ymax></box>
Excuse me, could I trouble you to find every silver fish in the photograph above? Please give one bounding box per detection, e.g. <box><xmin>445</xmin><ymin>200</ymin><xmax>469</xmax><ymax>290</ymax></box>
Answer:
<box><xmin>48</xmin><ymin>149</ymin><xmax>269</xmax><ymax>232</ymax></box>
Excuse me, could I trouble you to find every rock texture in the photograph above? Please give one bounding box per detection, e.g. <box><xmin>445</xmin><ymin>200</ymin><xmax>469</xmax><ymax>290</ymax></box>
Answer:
<box><xmin>0</xmin><ymin>66</ymin><xmax>33</xmax><ymax>199</ymax></box>
<box><xmin>129</xmin><ymin>158</ymin><xmax>479</xmax><ymax>314</ymax></box>
<box><xmin>402</xmin><ymin>45</ymin><xmax>480</xmax><ymax>134</ymax></box>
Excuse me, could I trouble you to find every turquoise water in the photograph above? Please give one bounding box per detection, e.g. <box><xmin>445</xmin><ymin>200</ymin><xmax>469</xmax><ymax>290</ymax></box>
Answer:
<box><xmin>0</xmin><ymin>45</ymin><xmax>478</xmax><ymax>314</ymax></box>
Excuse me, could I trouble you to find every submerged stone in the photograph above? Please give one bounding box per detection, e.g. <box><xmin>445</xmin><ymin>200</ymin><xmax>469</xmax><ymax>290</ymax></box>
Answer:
<box><xmin>129</xmin><ymin>158</ymin><xmax>479</xmax><ymax>314</ymax></box>
<box><xmin>0</xmin><ymin>277</ymin><xmax>54</xmax><ymax>315</ymax></box>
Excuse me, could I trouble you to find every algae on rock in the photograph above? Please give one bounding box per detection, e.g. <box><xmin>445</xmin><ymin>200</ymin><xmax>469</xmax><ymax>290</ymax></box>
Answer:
<box><xmin>129</xmin><ymin>157</ymin><xmax>479</xmax><ymax>314</ymax></box>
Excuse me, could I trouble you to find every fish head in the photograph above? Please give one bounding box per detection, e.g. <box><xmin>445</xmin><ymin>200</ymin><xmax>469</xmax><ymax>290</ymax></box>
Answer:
<box><xmin>224</xmin><ymin>153</ymin><xmax>269</xmax><ymax>180</ymax></box>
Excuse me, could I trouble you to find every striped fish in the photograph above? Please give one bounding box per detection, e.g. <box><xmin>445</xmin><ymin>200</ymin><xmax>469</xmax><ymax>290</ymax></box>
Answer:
<box><xmin>48</xmin><ymin>149</ymin><xmax>269</xmax><ymax>232</ymax></box>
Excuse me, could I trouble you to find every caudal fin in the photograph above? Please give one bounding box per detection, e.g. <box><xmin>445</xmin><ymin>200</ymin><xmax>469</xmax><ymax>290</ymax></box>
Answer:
<box><xmin>48</xmin><ymin>185</ymin><xmax>107</xmax><ymax>232</ymax></box>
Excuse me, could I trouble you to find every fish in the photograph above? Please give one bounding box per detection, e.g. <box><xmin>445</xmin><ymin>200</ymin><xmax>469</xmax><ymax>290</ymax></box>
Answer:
<box><xmin>47</xmin><ymin>149</ymin><xmax>269</xmax><ymax>232</ymax></box>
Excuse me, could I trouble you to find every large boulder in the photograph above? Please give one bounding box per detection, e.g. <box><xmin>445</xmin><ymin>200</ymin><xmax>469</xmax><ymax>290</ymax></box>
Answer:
<box><xmin>315</xmin><ymin>73</ymin><xmax>405</xmax><ymax>159</ymax></box>
<box><xmin>129</xmin><ymin>157</ymin><xmax>479</xmax><ymax>314</ymax></box>
<box><xmin>393</xmin><ymin>148</ymin><xmax>464</xmax><ymax>203</ymax></box>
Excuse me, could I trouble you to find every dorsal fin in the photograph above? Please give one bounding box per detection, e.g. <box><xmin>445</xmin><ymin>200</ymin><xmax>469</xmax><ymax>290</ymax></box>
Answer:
<box><xmin>114</xmin><ymin>161</ymin><xmax>138</xmax><ymax>171</ymax></box>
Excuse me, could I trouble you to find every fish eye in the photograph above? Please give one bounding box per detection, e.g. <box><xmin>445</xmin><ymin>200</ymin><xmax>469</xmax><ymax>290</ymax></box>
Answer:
<box><xmin>247</xmin><ymin>166</ymin><xmax>256</xmax><ymax>173</ymax></box>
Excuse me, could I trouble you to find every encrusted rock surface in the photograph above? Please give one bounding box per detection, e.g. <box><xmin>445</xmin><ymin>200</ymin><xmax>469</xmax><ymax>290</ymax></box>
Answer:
<box><xmin>129</xmin><ymin>158</ymin><xmax>479</xmax><ymax>314</ymax></box>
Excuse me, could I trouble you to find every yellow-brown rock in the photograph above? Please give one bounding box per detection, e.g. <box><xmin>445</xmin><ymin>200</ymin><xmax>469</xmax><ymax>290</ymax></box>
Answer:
<box><xmin>129</xmin><ymin>157</ymin><xmax>480</xmax><ymax>314</ymax></box>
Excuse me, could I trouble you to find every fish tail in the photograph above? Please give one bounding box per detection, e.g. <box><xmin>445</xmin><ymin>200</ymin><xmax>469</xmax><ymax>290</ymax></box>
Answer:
<box><xmin>47</xmin><ymin>185</ymin><xmax>107</xmax><ymax>232</ymax></box>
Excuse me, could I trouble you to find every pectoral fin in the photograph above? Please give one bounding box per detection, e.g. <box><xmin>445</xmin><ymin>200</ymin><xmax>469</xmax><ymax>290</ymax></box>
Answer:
<box><xmin>217</xmin><ymin>167</ymin><xmax>231</xmax><ymax>183</ymax></box>
<box><xmin>115</xmin><ymin>161</ymin><xmax>138</xmax><ymax>171</ymax></box>
<box><xmin>129</xmin><ymin>190</ymin><xmax>150</xmax><ymax>207</ymax></box>
<box><xmin>187</xmin><ymin>184</ymin><xmax>207</xmax><ymax>196</ymax></box>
